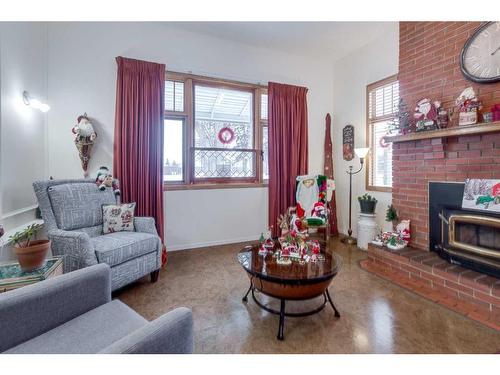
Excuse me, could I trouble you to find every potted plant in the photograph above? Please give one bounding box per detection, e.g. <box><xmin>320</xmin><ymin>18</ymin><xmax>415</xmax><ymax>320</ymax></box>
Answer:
<box><xmin>358</xmin><ymin>193</ymin><xmax>377</xmax><ymax>214</ymax></box>
<box><xmin>385</xmin><ymin>204</ymin><xmax>399</xmax><ymax>231</ymax></box>
<box><xmin>9</xmin><ymin>223</ymin><xmax>50</xmax><ymax>272</ymax></box>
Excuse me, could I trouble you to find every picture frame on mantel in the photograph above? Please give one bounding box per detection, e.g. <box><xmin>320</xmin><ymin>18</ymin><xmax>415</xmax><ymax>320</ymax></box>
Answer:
<box><xmin>342</xmin><ymin>124</ymin><xmax>354</xmax><ymax>161</ymax></box>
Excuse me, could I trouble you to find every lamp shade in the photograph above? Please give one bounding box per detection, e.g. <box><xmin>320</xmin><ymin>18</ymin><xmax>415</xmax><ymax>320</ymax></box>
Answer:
<box><xmin>354</xmin><ymin>147</ymin><xmax>370</xmax><ymax>159</ymax></box>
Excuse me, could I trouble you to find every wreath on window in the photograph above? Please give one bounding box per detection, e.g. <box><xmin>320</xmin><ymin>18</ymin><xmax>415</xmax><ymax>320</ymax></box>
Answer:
<box><xmin>379</xmin><ymin>135</ymin><xmax>390</xmax><ymax>148</ymax></box>
<box><xmin>218</xmin><ymin>127</ymin><xmax>235</xmax><ymax>144</ymax></box>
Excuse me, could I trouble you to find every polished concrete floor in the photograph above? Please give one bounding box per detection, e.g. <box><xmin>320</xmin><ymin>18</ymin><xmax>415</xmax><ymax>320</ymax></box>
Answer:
<box><xmin>114</xmin><ymin>237</ymin><xmax>500</xmax><ymax>353</ymax></box>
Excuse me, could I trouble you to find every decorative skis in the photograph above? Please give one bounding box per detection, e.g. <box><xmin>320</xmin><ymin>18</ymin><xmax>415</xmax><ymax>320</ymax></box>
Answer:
<box><xmin>324</xmin><ymin>114</ymin><xmax>339</xmax><ymax>235</ymax></box>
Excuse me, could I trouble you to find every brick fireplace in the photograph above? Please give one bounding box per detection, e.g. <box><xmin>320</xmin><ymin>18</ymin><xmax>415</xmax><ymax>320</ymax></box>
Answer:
<box><xmin>361</xmin><ymin>22</ymin><xmax>500</xmax><ymax>330</ymax></box>
<box><xmin>394</xmin><ymin>22</ymin><xmax>500</xmax><ymax>251</ymax></box>
<box><xmin>392</xmin><ymin>134</ymin><xmax>500</xmax><ymax>251</ymax></box>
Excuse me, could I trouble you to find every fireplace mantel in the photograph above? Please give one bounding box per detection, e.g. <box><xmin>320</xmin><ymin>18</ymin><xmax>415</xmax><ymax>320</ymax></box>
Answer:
<box><xmin>385</xmin><ymin>120</ymin><xmax>500</xmax><ymax>143</ymax></box>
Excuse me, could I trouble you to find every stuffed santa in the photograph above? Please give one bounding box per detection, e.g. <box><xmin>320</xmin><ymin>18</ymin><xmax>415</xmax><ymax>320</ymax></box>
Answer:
<box><xmin>95</xmin><ymin>166</ymin><xmax>121</xmax><ymax>196</ymax></box>
<box><xmin>312</xmin><ymin>201</ymin><xmax>326</xmax><ymax>220</ymax></box>
<box><xmin>72</xmin><ymin>115</ymin><xmax>97</xmax><ymax>143</ymax></box>
<box><xmin>396</xmin><ymin>220</ymin><xmax>411</xmax><ymax>244</ymax></box>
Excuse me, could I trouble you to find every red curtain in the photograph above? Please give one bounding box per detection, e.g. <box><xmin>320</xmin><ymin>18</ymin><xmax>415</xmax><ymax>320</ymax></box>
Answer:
<box><xmin>113</xmin><ymin>56</ymin><xmax>166</xmax><ymax>260</ymax></box>
<box><xmin>268</xmin><ymin>82</ymin><xmax>309</xmax><ymax>237</ymax></box>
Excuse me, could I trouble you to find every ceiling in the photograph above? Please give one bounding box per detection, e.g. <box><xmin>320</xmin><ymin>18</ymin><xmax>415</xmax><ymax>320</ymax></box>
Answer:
<box><xmin>173</xmin><ymin>22</ymin><xmax>396</xmax><ymax>62</ymax></box>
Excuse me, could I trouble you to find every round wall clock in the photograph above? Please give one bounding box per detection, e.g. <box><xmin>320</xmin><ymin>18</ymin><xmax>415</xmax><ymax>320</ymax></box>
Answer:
<box><xmin>460</xmin><ymin>21</ymin><xmax>500</xmax><ymax>83</ymax></box>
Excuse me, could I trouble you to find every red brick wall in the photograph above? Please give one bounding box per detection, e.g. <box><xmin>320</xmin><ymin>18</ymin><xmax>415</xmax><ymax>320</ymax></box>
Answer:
<box><xmin>399</xmin><ymin>22</ymin><xmax>500</xmax><ymax>114</ymax></box>
<box><xmin>394</xmin><ymin>22</ymin><xmax>500</xmax><ymax>250</ymax></box>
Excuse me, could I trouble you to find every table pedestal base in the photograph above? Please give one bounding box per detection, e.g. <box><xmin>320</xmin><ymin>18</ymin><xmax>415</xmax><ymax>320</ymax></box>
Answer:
<box><xmin>242</xmin><ymin>282</ymin><xmax>340</xmax><ymax>340</ymax></box>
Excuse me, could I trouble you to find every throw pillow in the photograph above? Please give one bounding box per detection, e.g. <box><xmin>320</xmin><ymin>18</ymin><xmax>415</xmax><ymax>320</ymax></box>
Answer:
<box><xmin>102</xmin><ymin>203</ymin><xmax>136</xmax><ymax>234</ymax></box>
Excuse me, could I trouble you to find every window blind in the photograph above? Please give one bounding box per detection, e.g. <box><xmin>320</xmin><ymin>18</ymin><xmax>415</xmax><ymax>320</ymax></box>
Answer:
<box><xmin>367</xmin><ymin>78</ymin><xmax>398</xmax><ymax>190</ymax></box>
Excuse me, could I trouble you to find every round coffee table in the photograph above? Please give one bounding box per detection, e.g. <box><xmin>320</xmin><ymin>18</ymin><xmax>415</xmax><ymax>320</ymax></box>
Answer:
<box><xmin>237</xmin><ymin>244</ymin><xmax>342</xmax><ymax>340</ymax></box>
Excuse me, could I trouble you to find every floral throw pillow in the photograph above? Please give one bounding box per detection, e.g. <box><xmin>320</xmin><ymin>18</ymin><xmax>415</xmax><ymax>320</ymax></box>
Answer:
<box><xmin>102</xmin><ymin>203</ymin><xmax>136</xmax><ymax>234</ymax></box>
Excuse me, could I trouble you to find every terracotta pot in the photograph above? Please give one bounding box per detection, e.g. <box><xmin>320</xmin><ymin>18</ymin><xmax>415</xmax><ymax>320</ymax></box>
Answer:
<box><xmin>14</xmin><ymin>240</ymin><xmax>51</xmax><ymax>272</ymax></box>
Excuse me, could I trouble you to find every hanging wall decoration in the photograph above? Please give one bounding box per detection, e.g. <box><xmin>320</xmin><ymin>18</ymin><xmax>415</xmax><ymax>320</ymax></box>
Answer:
<box><xmin>342</xmin><ymin>124</ymin><xmax>354</xmax><ymax>161</ymax></box>
<box><xmin>72</xmin><ymin>113</ymin><xmax>97</xmax><ymax>177</ymax></box>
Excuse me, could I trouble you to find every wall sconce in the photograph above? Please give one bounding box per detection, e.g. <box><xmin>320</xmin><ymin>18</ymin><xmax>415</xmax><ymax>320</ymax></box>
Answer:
<box><xmin>23</xmin><ymin>91</ymin><xmax>50</xmax><ymax>113</ymax></box>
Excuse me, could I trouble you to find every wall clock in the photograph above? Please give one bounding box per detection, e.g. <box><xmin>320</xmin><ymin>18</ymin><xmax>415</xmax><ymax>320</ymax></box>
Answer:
<box><xmin>460</xmin><ymin>21</ymin><xmax>500</xmax><ymax>83</ymax></box>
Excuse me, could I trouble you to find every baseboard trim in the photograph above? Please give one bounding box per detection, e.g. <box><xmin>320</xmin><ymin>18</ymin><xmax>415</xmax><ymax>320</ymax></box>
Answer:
<box><xmin>166</xmin><ymin>235</ymin><xmax>259</xmax><ymax>252</ymax></box>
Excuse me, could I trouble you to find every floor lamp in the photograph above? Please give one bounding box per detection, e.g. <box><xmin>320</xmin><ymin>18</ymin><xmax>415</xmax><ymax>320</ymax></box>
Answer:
<box><xmin>341</xmin><ymin>147</ymin><xmax>370</xmax><ymax>245</ymax></box>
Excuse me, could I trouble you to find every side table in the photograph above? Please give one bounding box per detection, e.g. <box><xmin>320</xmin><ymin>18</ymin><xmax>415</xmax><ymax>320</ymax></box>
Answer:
<box><xmin>0</xmin><ymin>257</ymin><xmax>63</xmax><ymax>293</ymax></box>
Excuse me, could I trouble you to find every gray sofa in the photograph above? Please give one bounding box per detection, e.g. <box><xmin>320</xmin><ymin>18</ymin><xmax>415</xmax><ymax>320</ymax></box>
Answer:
<box><xmin>0</xmin><ymin>264</ymin><xmax>193</xmax><ymax>354</ymax></box>
<box><xmin>33</xmin><ymin>179</ymin><xmax>162</xmax><ymax>291</ymax></box>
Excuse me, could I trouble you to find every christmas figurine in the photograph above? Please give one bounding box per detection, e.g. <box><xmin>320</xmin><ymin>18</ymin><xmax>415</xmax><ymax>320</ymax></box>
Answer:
<box><xmin>312</xmin><ymin>201</ymin><xmax>326</xmax><ymax>221</ymax></box>
<box><xmin>387</xmin><ymin>232</ymin><xmax>407</xmax><ymax>250</ymax></box>
<box><xmin>258</xmin><ymin>243</ymin><xmax>268</xmax><ymax>256</ymax></box>
<box><xmin>72</xmin><ymin>113</ymin><xmax>97</xmax><ymax>177</ymax></box>
<box><xmin>277</xmin><ymin>212</ymin><xmax>291</xmax><ymax>236</ymax></box>
<box><xmin>436</xmin><ymin>101</ymin><xmax>450</xmax><ymax>129</ymax></box>
<box><xmin>414</xmin><ymin>98</ymin><xmax>439</xmax><ymax>132</ymax></box>
<box><xmin>396</xmin><ymin>220</ymin><xmax>411</xmax><ymax>245</ymax></box>
<box><xmin>308</xmin><ymin>240</ymin><xmax>320</xmax><ymax>255</ymax></box>
<box><xmin>263</xmin><ymin>228</ymin><xmax>274</xmax><ymax>250</ymax></box>
<box><xmin>390</xmin><ymin>98</ymin><xmax>412</xmax><ymax>135</ymax></box>
<box><xmin>455</xmin><ymin>87</ymin><xmax>482</xmax><ymax>126</ymax></box>
<box><xmin>95</xmin><ymin>166</ymin><xmax>121</xmax><ymax>197</ymax></box>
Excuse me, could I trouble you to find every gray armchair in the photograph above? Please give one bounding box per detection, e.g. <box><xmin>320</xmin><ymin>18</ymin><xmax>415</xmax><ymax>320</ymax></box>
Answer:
<box><xmin>33</xmin><ymin>179</ymin><xmax>162</xmax><ymax>291</ymax></box>
<box><xmin>0</xmin><ymin>264</ymin><xmax>193</xmax><ymax>354</ymax></box>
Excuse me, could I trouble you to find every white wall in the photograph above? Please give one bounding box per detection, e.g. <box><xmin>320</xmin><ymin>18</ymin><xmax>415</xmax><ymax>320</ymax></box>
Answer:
<box><xmin>47</xmin><ymin>22</ymin><xmax>334</xmax><ymax>250</ymax></box>
<box><xmin>0</xmin><ymin>22</ymin><xmax>49</xmax><ymax>260</ymax></box>
<box><xmin>332</xmin><ymin>23</ymin><xmax>399</xmax><ymax>237</ymax></box>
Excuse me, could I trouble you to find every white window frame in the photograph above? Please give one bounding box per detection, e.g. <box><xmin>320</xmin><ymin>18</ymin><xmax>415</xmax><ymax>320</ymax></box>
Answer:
<box><xmin>366</xmin><ymin>75</ymin><xmax>398</xmax><ymax>192</ymax></box>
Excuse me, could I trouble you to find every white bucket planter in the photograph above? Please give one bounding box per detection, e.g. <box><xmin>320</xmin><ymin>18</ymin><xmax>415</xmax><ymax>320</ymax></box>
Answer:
<box><xmin>357</xmin><ymin>213</ymin><xmax>378</xmax><ymax>251</ymax></box>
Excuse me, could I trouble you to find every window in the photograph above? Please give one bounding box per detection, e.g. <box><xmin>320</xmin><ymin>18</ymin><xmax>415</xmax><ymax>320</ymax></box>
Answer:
<box><xmin>164</xmin><ymin>72</ymin><xmax>268</xmax><ymax>189</ymax></box>
<box><xmin>260</xmin><ymin>92</ymin><xmax>269</xmax><ymax>180</ymax></box>
<box><xmin>163</xmin><ymin>118</ymin><xmax>184</xmax><ymax>182</ymax></box>
<box><xmin>165</xmin><ymin>80</ymin><xmax>184</xmax><ymax>112</ymax></box>
<box><xmin>366</xmin><ymin>75</ymin><xmax>398</xmax><ymax>192</ymax></box>
<box><xmin>194</xmin><ymin>85</ymin><xmax>254</xmax><ymax>180</ymax></box>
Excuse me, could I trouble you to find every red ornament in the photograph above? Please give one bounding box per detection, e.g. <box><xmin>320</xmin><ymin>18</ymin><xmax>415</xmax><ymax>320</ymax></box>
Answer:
<box><xmin>218</xmin><ymin>127</ymin><xmax>235</xmax><ymax>144</ymax></box>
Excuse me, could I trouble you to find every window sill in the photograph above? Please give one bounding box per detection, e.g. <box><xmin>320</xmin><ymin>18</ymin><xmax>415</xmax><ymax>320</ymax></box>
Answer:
<box><xmin>164</xmin><ymin>182</ymin><xmax>269</xmax><ymax>191</ymax></box>
<box><xmin>366</xmin><ymin>186</ymin><xmax>392</xmax><ymax>193</ymax></box>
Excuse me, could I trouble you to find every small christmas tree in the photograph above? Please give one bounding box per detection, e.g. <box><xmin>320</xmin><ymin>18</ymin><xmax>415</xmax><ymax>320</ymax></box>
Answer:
<box><xmin>390</xmin><ymin>98</ymin><xmax>412</xmax><ymax>135</ymax></box>
<box><xmin>385</xmin><ymin>204</ymin><xmax>398</xmax><ymax>224</ymax></box>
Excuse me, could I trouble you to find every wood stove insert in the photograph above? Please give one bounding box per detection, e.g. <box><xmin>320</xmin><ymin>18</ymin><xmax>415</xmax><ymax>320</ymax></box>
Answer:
<box><xmin>429</xmin><ymin>182</ymin><xmax>500</xmax><ymax>278</ymax></box>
